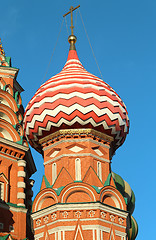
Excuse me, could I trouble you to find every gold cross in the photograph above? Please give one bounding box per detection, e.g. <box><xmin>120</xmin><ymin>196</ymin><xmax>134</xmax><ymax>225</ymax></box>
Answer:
<box><xmin>63</xmin><ymin>5</ymin><xmax>80</xmax><ymax>35</ymax></box>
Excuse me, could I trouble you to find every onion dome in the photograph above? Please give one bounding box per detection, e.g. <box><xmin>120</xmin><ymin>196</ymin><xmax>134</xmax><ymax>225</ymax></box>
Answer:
<box><xmin>104</xmin><ymin>172</ymin><xmax>135</xmax><ymax>214</ymax></box>
<box><xmin>128</xmin><ymin>216</ymin><xmax>138</xmax><ymax>240</ymax></box>
<box><xmin>104</xmin><ymin>172</ymin><xmax>138</xmax><ymax>239</ymax></box>
<box><xmin>23</xmin><ymin>35</ymin><xmax>129</xmax><ymax>153</ymax></box>
<box><xmin>111</xmin><ymin>172</ymin><xmax>135</xmax><ymax>214</ymax></box>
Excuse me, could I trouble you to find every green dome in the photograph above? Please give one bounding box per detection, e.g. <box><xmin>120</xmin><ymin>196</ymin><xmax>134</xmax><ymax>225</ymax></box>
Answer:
<box><xmin>128</xmin><ymin>216</ymin><xmax>138</xmax><ymax>240</ymax></box>
<box><xmin>112</xmin><ymin>172</ymin><xmax>135</xmax><ymax>214</ymax></box>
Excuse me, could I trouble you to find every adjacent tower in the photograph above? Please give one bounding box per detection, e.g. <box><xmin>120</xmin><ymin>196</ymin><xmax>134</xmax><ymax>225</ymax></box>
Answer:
<box><xmin>0</xmin><ymin>40</ymin><xmax>36</xmax><ymax>239</ymax></box>
<box><xmin>24</xmin><ymin>6</ymin><xmax>138</xmax><ymax>240</ymax></box>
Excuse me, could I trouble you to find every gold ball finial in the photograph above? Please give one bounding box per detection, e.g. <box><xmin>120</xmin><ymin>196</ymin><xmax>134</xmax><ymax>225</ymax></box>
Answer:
<box><xmin>68</xmin><ymin>35</ymin><xmax>77</xmax><ymax>50</ymax></box>
<box><xmin>68</xmin><ymin>35</ymin><xmax>77</xmax><ymax>44</ymax></box>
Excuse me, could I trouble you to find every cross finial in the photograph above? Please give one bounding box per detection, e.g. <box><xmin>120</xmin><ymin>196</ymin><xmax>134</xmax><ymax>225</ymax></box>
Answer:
<box><xmin>63</xmin><ymin>5</ymin><xmax>80</xmax><ymax>36</ymax></box>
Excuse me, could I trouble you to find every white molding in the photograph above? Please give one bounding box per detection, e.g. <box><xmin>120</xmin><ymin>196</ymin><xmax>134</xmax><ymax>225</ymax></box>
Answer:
<box><xmin>0</xmin><ymin>182</ymin><xmax>4</xmax><ymax>200</ymax></box>
<box><xmin>82</xmin><ymin>218</ymin><xmax>126</xmax><ymax>229</ymax></box>
<box><xmin>0</xmin><ymin>67</ymin><xmax>19</xmax><ymax>75</ymax></box>
<box><xmin>100</xmin><ymin>189</ymin><xmax>124</xmax><ymax>210</ymax></box>
<box><xmin>32</xmin><ymin>202</ymin><xmax>128</xmax><ymax>220</ymax></box>
<box><xmin>43</xmin><ymin>137</ymin><xmax>110</xmax><ymax>151</ymax></box>
<box><xmin>44</xmin><ymin>153</ymin><xmax>110</xmax><ymax>165</ymax></box>
<box><xmin>0</xmin><ymin>153</ymin><xmax>17</xmax><ymax>162</ymax></box>
<box><xmin>97</xmin><ymin>161</ymin><xmax>102</xmax><ymax>181</ymax></box>
<box><xmin>34</xmin><ymin>232</ymin><xmax>44</xmax><ymax>239</ymax></box>
<box><xmin>17</xmin><ymin>203</ymin><xmax>25</xmax><ymax>207</ymax></box>
<box><xmin>34</xmin><ymin>217</ymin><xmax>126</xmax><ymax>232</ymax></box>
<box><xmin>18</xmin><ymin>160</ymin><xmax>26</xmax><ymax>167</ymax></box>
<box><xmin>17</xmin><ymin>182</ymin><xmax>26</xmax><ymax>188</ymax></box>
<box><xmin>48</xmin><ymin>226</ymin><xmax>75</xmax><ymax>234</ymax></box>
<box><xmin>115</xmin><ymin>230</ymin><xmax>127</xmax><ymax>237</ymax></box>
<box><xmin>93</xmin><ymin>229</ymin><xmax>95</xmax><ymax>240</ymax></box>
<box><xmin>18</xmin><ymin>171</ymin><xmax>26</xmax><ymax>178</ymax></box>
<box><xmin>17</xmin><ymin>192</ymin><xmax>26</xmax><ymax>199</ymax></box>
<box><xmin>0</xmin><ymin>136</ymin><xmax>29</xmax><ymax>151</ymax></box>
<box><xmin>0</xmin><ymin>202</ymin><xmax>27</xmax><ymax>213</ymax></box>
<box><xmin>34</xmin><ymin>191</ymin><xmax>58</xmax><ymax>212</ymax></box>
<box><xmin>101</xmin><ymin>230</ymin><xmax>103</xmax><ymax>240</ymax></box>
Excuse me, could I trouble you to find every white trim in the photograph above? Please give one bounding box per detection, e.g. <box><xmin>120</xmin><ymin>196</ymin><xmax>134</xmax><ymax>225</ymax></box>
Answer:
<box><xmin>0</xmin><ymin>182</ymin><xmax>4</xmax><ymax>200</ymax></box>
<box><xmin>97</xmin><ymin>161</ymin><xmax>102</xmax><ymax>181</ymax></box>
<box><xmin>101</xmin><ymin>230</ymin><xmax>103</xmax><ymax>240</ymax></box>
<box><xmin>43</xmin><ymin>138</ymin><xmax>110</xmax><ymax>151</ymax></box>
<box><xmin>44</xmin><ymin>153</ymin><xmax>110</xmax><ymax>165</ymax></box>
<box><xmin>17</xmin><ymin>182</ymin><xmax>26</xmax><ymax>188</ymax></box>
<box><xmin>0</xmin><ymin>136</ymin><xmax>29</xmax><ymax>151</ymax></box>
<box><xmin>0</xmin><ymin>202</ymin><xmax>27</xmax><ymax>213</ymax></box>
<box><xmin>96</xmin><ymin>228</ymin><xmax>100</xmax><ymax>240</ymax></box>
<box><xmin>0</xmin><ymin>154</ymin><xmax>17</xmax><ymax>162</ymax></box>
<box><xmin>18</xmin><ymin>171</ymin><xmax>26</xmax><ymax>178</ymax></box>
<box><xmin>18</xmin><ymin>160</ymin><xmax>26</xmax><ymax>167</ymax></box>
<box><xmin>17</xmin><ymin>192</ymin><xmax>26</xmax><ymax>199</ymax></box>
<box><xmin>34</xmin><ymin>217</ymin><xmax>126</xmax><ymax>232</ymax></box>
<box><xmin>82</xmin><ymin>218</ymin><xmax>126</xmax><ymax>229</ymax></box>
<box><xmin>100</xmin><ymin>189</ymin><xmax>124</xmax><ymax>210</ymax></box>
<box><xmin>93</xmin><ymin>229</ymin><xmax>95</xmax><ymax>240</ymax></box>
<box><xmin>0</xmin><ymin>67</ymin><xmax>19</xmax><ymax>75</ymax></box>
<box><xmin>17</xmin><ymin>203</ymin><xmax>25</xmax><ymax>207</ymax></box>
<box><xmin>115</xmin><ymin>230</ymin><xmax>127</xmax><ymax>237</ymax></box>
<box><xmin>74</xmin><ymin>225</ymin><xmax>84</xmax><ymax>240</ymax></box>
<box><xmin>34</xmin><ymin>232</ymin><xmax>44</xmax><ymax>239</ymax></box>
<box><xmin>32</xmin><ymin>202</ymin><xmax>128</xmax><ymax>220</ymax></box>
<box><xmin>58</xmin><ymin>230</ymin><xmax>61</xmax><ymax>240</ymax></box>
<box><xmin>48</xmin><ymin>226</ymin><xmax>75</xmax><ymax>234</ymax></box>
<box><xmin>34</xmin><ymin>191</ymin><xmax>58</xmax><ymax>212</ymax></box>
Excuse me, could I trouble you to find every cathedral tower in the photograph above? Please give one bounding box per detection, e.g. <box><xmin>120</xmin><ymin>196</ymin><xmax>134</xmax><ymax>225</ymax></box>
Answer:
<box><xmin>0</xmin><ymin>40</ymin><xmax>36</xmax><ymax>239</ymax></box>
<box><xmin>24</xmin><ymin>6</ymin><xmax>138</xmax><ymax>240</ymax></box>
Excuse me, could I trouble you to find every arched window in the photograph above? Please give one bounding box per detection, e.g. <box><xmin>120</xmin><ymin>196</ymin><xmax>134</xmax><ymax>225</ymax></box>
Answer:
<box><xmin>75</xmin><ymin>158</ymin><xmax>81</xmax><ymax>181</ymax></box>
<box><xmin>0</xmin><ymin>182</ymin><xmax>4</xmax><ymax>200</ymax></box>
<box><xmin>97</xmin><ymin>161</ymin><xmax>102</xmax><ymax>181</ymax></box>
<box><xmin>52</xmin><ymin>163</ymin><xmax>57</xmax><ymax>185</ymax></box>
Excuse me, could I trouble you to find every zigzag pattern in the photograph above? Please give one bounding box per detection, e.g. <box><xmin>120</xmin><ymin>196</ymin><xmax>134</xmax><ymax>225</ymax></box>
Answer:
<box><xmin>24</xmin><ymin>50</ymin><xmax>129</xmax><ymax>152</ymax></box>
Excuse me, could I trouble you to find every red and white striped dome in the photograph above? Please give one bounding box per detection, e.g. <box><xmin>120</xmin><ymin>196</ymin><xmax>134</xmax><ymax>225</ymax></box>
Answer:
<box><xmin>24</xmin><ymin>46</ymin><xmax>129</xmax><ymax>152</ymax></box>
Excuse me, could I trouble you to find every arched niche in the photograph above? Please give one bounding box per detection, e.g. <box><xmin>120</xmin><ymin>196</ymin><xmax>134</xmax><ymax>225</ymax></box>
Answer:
<box><xmin>61</xmin><ymin>185</ymin><xmax>96</xmax><ymax>203</ymax></box>
<box><xmin>33</xmin><ymin>190</ymin><xmax>58</xmax><ymax>212</ymax></box>
<box><xmin>100</xmin><ymin>187</ymin><xmax>126</xmax><ymax>211</ymax></box>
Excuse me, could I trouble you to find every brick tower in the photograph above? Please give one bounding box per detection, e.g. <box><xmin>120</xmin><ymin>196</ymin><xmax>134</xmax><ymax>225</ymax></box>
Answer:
<box><xmin>24</xmin><ymin>7</ymin><xmax>138</xmax><ymax>240</ymax></box>
<box><xmin>0</xmin><ymin>39</ymin><xmax>36</xmax><ymax>239</ymax></box>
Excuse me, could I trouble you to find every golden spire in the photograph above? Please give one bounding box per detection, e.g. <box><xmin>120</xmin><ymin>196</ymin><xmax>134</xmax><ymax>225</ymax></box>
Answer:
<box><xmin>0</xmin><ymin>38</ymin><xmax>5</xmax><ymax>57</ymax></box>
<box><xmin>63</xmin><ymin>5</ymin><xmax>80</xmax><ymax>50</ymax></box>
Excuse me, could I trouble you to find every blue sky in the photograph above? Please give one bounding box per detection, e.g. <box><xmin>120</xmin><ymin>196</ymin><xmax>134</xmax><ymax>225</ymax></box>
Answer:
<box><xmin>1</xmin><ymin>1</ymin><xmax>156</xmax><ymax>239</ymax></box>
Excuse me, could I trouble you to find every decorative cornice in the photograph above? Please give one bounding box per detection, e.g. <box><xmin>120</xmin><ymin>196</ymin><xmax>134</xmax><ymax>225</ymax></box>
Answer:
<box><xmin>39</xmin><ymin>129</ymin><xmax>114</xmax><ymax>146</ymax></box>
<box><xmin>31</xmin><ymin>202</ymin><xmax>128</xmax><ymax>219</ymax></box>
<box><xmin>0</xmin><ymin>67</ymin><xmax>19</xmax><ymax>76</ymax></box>
<box><xmin>0</xmin><ymin>202</ymin><xmax>27</xmax><ymax>213</ymax></box>
<box><xmin>0</xmin><ymin>137</ymin><xmax>28</xmax><ymax>152</ymax></box>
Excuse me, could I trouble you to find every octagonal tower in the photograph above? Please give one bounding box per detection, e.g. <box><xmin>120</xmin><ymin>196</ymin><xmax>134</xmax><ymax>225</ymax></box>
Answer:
<box><xmin>24</xmin><ymin>13</ymin><xmax>137</xmax><ymax>240</ymax></box>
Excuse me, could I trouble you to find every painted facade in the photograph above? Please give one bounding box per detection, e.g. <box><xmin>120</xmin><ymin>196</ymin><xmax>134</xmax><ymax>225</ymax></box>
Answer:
<box><xmin>23</xmin><ymin>34</ymin><xmax>138</xmax><ymax>240</ymax></box>
<box><xmin>0</xmin><ymin>40</ymin><xmax>36</xmax><ymax>240</ymax></box>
